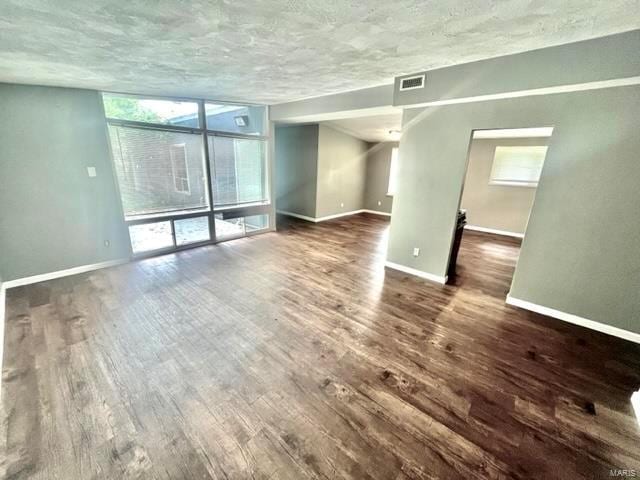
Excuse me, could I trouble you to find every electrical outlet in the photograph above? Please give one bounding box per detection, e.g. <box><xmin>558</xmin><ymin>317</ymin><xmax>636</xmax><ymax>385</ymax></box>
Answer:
<box><xmin>377</xmin><ymin>200</ymin><xmax>382</xmax><ymax>206</ymax></box>
<box><xmin>87</xmin><ymin>166</ymin><xmax>97</xmax><ymax>177</ymax></box>
<box><xmin>413</xmin><ymin>247</ymin><xmax>420</xmax><ymax>257</ymax></box>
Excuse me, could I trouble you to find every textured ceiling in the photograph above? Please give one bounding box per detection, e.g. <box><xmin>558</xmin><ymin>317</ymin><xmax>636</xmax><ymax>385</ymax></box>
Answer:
<box><xmin>324</xmin><ymin>113</ymin><xmax>403</xmax><ymax>143</ymax></box>
<box><xmin>0</xmin><ymin>1</ymin><xmax>639</xmax><ymax>104</ymax></box>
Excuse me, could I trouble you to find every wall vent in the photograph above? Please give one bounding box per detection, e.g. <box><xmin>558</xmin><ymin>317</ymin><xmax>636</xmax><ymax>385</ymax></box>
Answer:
<box><xmin>399</xmin><ymin>74</ymin><xmax>425</xmax><ymax>91</ymax></box>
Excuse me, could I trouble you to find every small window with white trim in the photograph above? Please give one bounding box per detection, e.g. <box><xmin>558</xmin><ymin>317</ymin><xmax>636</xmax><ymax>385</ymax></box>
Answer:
<box><xmin>387</xmin><ymin>147</ymin><xmax>399</xmax><ymax>195</ymax></box>
<box><xmin>170</xmin><ymin>143</ymin><xmax>190</xmax><ymax>194</ymax></box>
<box><xmin>489</xmin><ymin>146</ymin><xmax>548</xmax><ymax>187</ymax></box>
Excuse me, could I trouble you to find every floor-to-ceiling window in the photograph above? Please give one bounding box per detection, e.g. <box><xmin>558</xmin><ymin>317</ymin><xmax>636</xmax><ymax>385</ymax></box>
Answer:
<box><xmin>103</xmin><ymin>93</ymin><xmax>270</xmax><ymax>256</ymax></box>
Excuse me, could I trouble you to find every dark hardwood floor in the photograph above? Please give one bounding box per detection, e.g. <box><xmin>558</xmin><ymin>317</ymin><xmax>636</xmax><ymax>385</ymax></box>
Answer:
<box><xmin>2</xmin><ymin>213</ymin><xmax>639</xmax><ymax>479</ymax></box>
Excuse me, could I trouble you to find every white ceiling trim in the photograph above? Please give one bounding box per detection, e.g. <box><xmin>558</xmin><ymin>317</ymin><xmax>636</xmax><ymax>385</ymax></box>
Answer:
<box><xmin>404</xmin><ymin>76</ymin><xmax>640</xmax><ymax>110</ymax></box>
<box><xmin>473</xmin><ymin>127</ymin><xmax>554</xmax><ymax>139</ymax></box>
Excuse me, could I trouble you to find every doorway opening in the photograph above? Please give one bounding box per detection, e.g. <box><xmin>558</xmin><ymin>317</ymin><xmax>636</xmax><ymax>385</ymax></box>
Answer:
<box><xmin>274</xmin><ymin>111</ymin><xmax>402</xmax><ymax>228</ymax></box>
<box><xmin>448</xmin><ymin>127</ymin><xmax>553</xmax><ymax>294</ymax></box>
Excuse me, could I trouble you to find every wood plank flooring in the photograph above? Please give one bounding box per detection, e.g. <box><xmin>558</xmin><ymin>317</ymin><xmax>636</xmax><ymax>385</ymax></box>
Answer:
<box><xmin>1</xmin><ymin>213</ymin><xmax>639</xmax><ymax>479</ymax></box>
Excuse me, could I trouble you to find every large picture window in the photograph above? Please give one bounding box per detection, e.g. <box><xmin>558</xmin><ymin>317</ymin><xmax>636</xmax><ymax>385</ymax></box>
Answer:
<box><xmin>103</xmin><ymin>93</ymin><xmax>269</xmax><ymax>255</ymax></box>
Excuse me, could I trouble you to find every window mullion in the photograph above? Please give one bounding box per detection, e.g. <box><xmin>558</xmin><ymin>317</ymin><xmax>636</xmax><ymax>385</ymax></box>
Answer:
<box><xmin>199</xmin><ymin>100</ymin><xmax>216</xmax><ymax>242</ymax></box>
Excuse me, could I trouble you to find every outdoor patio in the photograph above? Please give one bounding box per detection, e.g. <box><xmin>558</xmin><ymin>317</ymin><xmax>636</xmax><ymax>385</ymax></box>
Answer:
<box><xmin>129</xmin><ymin>215</ymin><xmax>265</xmax><ymax>254</ymax></box>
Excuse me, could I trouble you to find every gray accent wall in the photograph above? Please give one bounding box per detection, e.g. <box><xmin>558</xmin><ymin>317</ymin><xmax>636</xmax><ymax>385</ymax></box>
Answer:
<box><xmin>363</xmin><ymin>142</ymin><xmax>397</xmax><ymax>214</ymax></box>
<box><xmin>394</xmin><ymin>30</ymin><xmax>640</xmax><ymax>107</ymax></box>
<box><xmin>388</xmin><ymin>85</ymin><xmax>640</xmax><ymax>334</ymax></box>
<box><xmin>0</xmin><ymin>84</ymin><xmax>131</xmax><ymax>281</ymax></box>
<box><xmin>461</xmin><ymin>137</ymin><xmax>548</xmax><ymax>235</ymax></box>
<box><xmin>275</xmin><ymin>124</ymin><xmax>319</xmax><ymax>218</ymax></box>
<box><xmin>315</xmin><ymin>125</ymin><xmax>369</xmax><ymax>218</ymax></box>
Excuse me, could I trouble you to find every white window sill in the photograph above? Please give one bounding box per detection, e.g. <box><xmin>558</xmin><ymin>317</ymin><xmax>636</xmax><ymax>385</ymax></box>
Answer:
<box><xmin>213</xmin><ymin>201</ymin><xmax>271</xmax><ymax>212</ymax></box>
<box><xmin>125</xmin><ymin>207</ymin><xmax>210</xmax><ymax>222</ymax></box>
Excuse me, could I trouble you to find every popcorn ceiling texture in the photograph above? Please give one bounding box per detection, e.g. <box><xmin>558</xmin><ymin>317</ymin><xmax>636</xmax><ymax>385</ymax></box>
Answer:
<box><xmin>0</xmin><ymin>1</ymin><xmax>638</xmax><ymax>104</ymax></box>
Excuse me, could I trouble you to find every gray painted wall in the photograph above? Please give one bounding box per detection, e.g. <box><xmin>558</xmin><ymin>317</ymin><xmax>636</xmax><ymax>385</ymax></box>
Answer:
<box><xmin>394</xmin><ymin>30</ymin><xmax>640</xmax><ymax>107</ymax></box>
<box><xmin>275</xmin><ymin>124</ymin><xmax>391</xmax><ymax>219</ymax></box>
<box><xmin>0</xmin><ymin>84</ymin><xmax>131</xmax><ymax>281</ymax></box>
<box><xmin>461</xmin><ymin>137</ymin><xmax>548</xmax><ymax>235</ymax></box>
<box><xmin>389</xmin><ymin>85</ymin><xmax>640</xmax><ymax>333</ymax></box>
<box><xmin>316</xmin><ymin>125</ymin><xmax>369</xmax><ymax>218</ymax></box>
<box><xmin>275</xmin><ymin>124</ymin><xmax>319</xmax><ymax>218</ymax></box>
<box><xmin>364</xmin><ymin>142</ymin><xmax>397</xmax><ymax>214</ymax></box>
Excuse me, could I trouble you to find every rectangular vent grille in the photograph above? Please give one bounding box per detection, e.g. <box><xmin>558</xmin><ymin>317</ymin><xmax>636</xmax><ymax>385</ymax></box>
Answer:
<box><xmin>399</xmin><ymin>75</ymin><xmax>425</xmax><ymax>91</ymax></box>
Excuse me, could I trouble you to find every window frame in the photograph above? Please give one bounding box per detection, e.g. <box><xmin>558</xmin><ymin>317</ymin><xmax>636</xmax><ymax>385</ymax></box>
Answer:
<box><xmin>103</xmin><ymin>92</ymin><xmax>271</xmax><ymax>258</ymax></box>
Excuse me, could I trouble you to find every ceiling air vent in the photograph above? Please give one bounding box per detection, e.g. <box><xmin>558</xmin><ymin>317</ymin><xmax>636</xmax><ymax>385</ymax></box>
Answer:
<box><xmin>399</xmin><ymin>74</ymin><xmax>425</xmax><ymax>91</ymax></box>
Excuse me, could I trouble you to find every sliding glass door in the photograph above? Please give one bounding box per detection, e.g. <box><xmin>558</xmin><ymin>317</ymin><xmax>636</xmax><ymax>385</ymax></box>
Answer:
<box><xmin>103</xmin><ymin>93</ymin><xmax>270</xmax><ymax>256</ymax></box>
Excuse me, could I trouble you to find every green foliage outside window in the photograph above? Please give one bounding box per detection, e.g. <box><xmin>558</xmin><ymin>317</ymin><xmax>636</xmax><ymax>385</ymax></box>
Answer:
<box><xmin>103</xmin><ymin>96</ymin><xmax>161</xmax><ymax>123</ymax></box>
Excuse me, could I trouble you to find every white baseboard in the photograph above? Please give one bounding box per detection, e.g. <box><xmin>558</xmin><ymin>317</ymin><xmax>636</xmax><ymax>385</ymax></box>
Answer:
<box><xmin>506</xmin><ymin>295</ymin><xmax>640</xmax><ymax>344</ymax></box>
<box><xmin>0</xmin><ymin>259</ymin><xmax>128</xmax><ymax>397</ymax></box>
<box><xmin>3</xmin><ymin>259</ymin><xmax>129</xmax><ymax>289</ymax></box>
<box><xmin>464</xmin><ymin>225</ymin><xmax>524</xmax><ymax>239</ymax></box>
<box><xmin>315</xmin><ymin>209</ymin><xmax>368</xmax><ymax>222</ymax></box>
<box><xmin>361</xmin><ymin>209</ymin><xmax>392</xmax><ymax>217</ymax></box>
<box><xmin>0</xmin><ymin>282</ymin><xmax>5</xmax><ymax>396</ymax></box>
<box><xmin>276</xmin><ymin>210</ymin><xmax>318</xmax><ymax>222</ymax></box>
<box><xmin>385</xmin><ymin>261</ymin><xmax>448</xmax><ymax>285</ymax></box>
<box><xmin>278</xmin><ymin>209</ymin><xmax>390</xmax><ymax>223</ymax></box>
